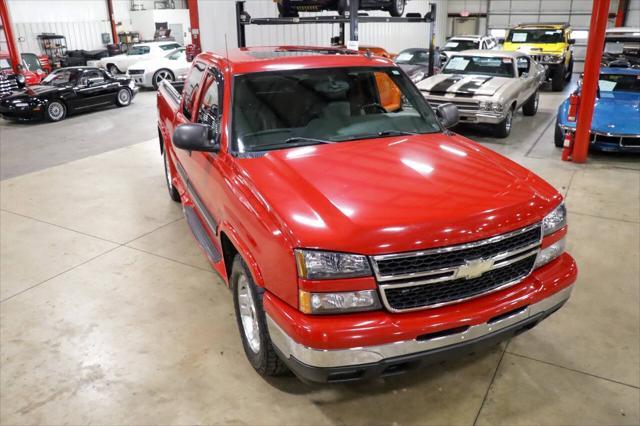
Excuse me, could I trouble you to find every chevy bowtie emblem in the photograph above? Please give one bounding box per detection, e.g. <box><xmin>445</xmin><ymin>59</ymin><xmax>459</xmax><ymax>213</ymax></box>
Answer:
<box><xmin>456</xmin><ymin>258</ymin><xmax>495</xmax><ymax>279</ymax></box>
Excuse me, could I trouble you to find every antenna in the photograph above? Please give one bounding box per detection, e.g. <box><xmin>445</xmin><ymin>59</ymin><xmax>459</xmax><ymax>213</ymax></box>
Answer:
<box><xmin>224</xmin><ymin>34</ymin><xmax>229</xmax><ymax>62</ymax></box>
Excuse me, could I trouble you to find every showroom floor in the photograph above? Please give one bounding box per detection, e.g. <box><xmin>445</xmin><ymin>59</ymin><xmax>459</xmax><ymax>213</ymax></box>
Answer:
<box><xmin>1</xmin><ymin>84</ymin><xmax>639</xmax><ymax>425</ymax></box>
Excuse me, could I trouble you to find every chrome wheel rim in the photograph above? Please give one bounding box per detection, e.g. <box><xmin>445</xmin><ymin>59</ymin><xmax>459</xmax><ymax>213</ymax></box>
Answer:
<box><xmin>118</xmin><ymin>89</ymin><xmax>130</xmax><ymax>104</ymax></box>
<box><xmin>108</xmin><ymin>65</ymin><xmax>118</xmax><ymax>74</ymax></box>
<box><xmin>48</xmin><ymin>102</ymin><xmax>64</xmax><ymax>120</ymax></box>
<box><xmin>505</xmin><ymin>111</ymin><xmax>512</xmax><ymax>133</ymax></box>
<box><xmin>237</xmin><ymin>275</ymin><xmax>260</xmax><ymax>354</ymax></box>
<box><xmin>534</xmin><ymin>92</ymin><xmax>539</xmax><ymax>110</ymax></box>
<box><xmin>396</xmin><ymin>0</ymin><xmax>404</xmax><ymax>12</ymax></box>
<box><xmin>155</xmin><ymin>70</ymin><xmax>173</xmax><ymax>85</ymax></box>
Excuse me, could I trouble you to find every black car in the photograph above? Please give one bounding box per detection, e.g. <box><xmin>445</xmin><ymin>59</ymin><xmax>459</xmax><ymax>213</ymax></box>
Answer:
<box><xmin>276</xmin><ymin>0</ymin><xmax>406</xmax><ymax>17</ymax></box>
<box><xmin>0</xmin><ymin>66</ymin><xmax>138</xmax><ymax>122</ymax></box>
<box><xmin>395</xmin><ymin>48</ymin><xmax>439</xmax><ymax>83</ymax></box>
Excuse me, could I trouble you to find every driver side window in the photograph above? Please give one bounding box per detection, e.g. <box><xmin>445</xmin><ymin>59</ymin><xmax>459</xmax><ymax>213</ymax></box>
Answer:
<box><xmin>80</xmin><ymin>70</ymin><xmax>105</xmax><ymax>86</ymax></box>
<box><xmin>517</xmin><ymin>57</ymin><xmax>530</xmax><ymax>77</ymax></box>
<box><xmin>197</xmin><ymin>69</ymin><xmax>222</xmax><ymax>134</ymax></box>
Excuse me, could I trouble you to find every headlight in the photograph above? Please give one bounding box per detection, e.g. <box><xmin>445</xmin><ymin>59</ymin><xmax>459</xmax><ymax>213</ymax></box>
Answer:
<box><xmin>411</xmin><ymin>71</ymin><xmax>425</xmax><ymax>83</ymax></box>
<box><xmin>542</xmin><ymin>54</ymin><xmax>563</xmax><ymax>64</ymax></box>
<box><xmin>129</xmin><ymin>80</ymin><xmax>136</xmax><ymax>89</ymax></box>
<box><xmin>542</xmin><ymin>203</ymin><xmax>567</xmax><ymax>236</ymax></box>
<box><xmin>299</xmin><ymin>289</ymin><xmax>381</xmax><ymax>314</ymax></box>
<box><xmin>492</xmin><ymin>103</ymin><xmax>503</xmax><ymax>112</ymax></box>
<box><xmin>479</xmin><ymin>101</ymin><xmax>496</xmax><ymax>111</ymax></box>
<box><xmin>295</xmin><ymin>249</ymin><xmax>372</xmax><ymax>280</ymax></box>
<box><xmin>16</xmin><ymin>74</ymin><xmax>26</xmax><ymax>84</ymax></box>
<box><xmin>534</xmin><ymin>237</ymin><xmax>566</xmax><ymax>269</ymax></box>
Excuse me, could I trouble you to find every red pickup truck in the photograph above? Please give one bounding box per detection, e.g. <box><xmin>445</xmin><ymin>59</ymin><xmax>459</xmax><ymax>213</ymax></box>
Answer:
<box><xmin>157</xmin><ymin>46</ymin><xmax>577</xmax><ymax>383</ymax></box>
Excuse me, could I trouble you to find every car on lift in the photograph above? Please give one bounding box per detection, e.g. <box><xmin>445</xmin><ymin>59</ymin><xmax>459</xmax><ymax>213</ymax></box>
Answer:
<box><xmin>417</xmin><ymin>50</ymin><xmax>545</xmax><ymax>137</ymax></box>
<box><xmin>156</xmin><ymin>46</ymin><xmax>576</xmax><ymax>383</ymax></box>
<box><xmin>0</xmin><ymin>66</ymin><xmax>137</xmax><ymax>122</ymax></box>
<box><xmin>440</xmin><ymin>34</ymin><xmax>497</xmax><ymax>63</ymax></box>
<box><xmin>554</xmin><ymin>67</ymin><xmax>640</xmax><ymax>152</ymax></box>
<box><xmin>601</xmin><ymin>27</ymin><xmax>640</xmax><ymax>68</ymax></box>
<box><xmin>276</xmin><ymin>0</ymin><xmax>406</xmax><ymax>17</ymax></box>
<box><xmin>502</xmin><ymin>23</ymin><xmax>575</xmax><ymax>91</ymax></box>
<box><xmin>394</xmin><ymin>47</ymin><xmax>439</xmax><ymax>83</ymax></box>
<box><xmin>127</xmin><ymin>47</ymin><xmax>191</xmax><ymax>89</ymax></box>
<box><xmin>94</xmin><ymin>41</ymin><xmax>182</xmax><ymax>75</ymax></box>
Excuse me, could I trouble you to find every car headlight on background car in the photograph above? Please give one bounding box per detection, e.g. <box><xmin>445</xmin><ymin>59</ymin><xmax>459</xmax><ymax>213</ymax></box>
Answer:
<box><xmin>542</xmin><ymin>203</ymin><xmax>567</xmax><ymax>236</ymax></box>
<box><xmin>411</xmin><ymin>71</ymin><xmax>425</xmax><ymax>83</ymax></box>
<box><xmin>295</xmin><ymin>249</ymin><xmax>372</xmax><ymax>280</ymax></box>
<box><xmin>299</xmin><ymin>289</ymin><xmax>381</xmax><ymax>314</ymax></box>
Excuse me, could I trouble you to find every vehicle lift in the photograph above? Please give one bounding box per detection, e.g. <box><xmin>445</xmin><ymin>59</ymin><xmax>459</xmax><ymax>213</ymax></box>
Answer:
<box><xmin>234</xmin><ymin>0</ymin><xmax>438</xmax><ymax>77</ymax></box>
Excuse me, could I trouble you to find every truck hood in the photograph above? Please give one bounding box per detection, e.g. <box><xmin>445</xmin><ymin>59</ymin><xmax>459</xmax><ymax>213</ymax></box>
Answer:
<box><xmin>417</xmin><ymin>73</ymin><xmax>514</xmax><ymax>97</ymax></box>
<box><xmin>503</xmin><ymin>42</ymin><xmax>565</xmax><ymax>55</ymax></box>
<box><xmin>558</xmin><ymin>91</ymin><xmax>640</xmax><ymax>134</ymax></box>
<box><xmin>237</xmin><ymin>134</ymin><xmax>560</xmax><ymax>254</ymax></box>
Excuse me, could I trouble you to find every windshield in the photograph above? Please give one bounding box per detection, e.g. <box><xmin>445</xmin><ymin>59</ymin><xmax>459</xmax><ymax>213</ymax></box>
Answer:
<box><xmin>166</xmin><ymin>48</ymin><xmax>185</xmax><ymax>60</ymax></box>
<box><xmin>444</xmin><ymin>40</ymin><xmax>479</xmax><ymax>51</ymax></box>
<box><xmin>127</xmin><ymin>45</ymin><xmax>150</xmax><ymax>56</ymax></box>
<box><xmin>508</xmin><ymin>29</ymin><xmax>565</xmax><ymax>43</ymax></box>
<box><xmin>395</xmin><ymin>50</ymin><xmax>429</xmax><ymax>65</ymax></box>
<box><xmin>0</xmin><ymin>58</ymin><xmax>11</xmax><ymax>70</ymax></box>
<box><xmin>41</xmin><ymin>69</ymin><xmax>80</xmax><ymax>86</ymax></box>
<box><xmin>232</xmin><ymin>67</ymin><xmax>441</xmax><ymax>153</ymax></box>
<box><xmin>442</xmin><ymin>55</ymin><xmax>515</xmax><ymax>77</ymax></box>
<box><xmin>598</xmin><ymin>73</ymin><xmax>640</xmax><ymax>93</ymax></box>
<box><xmin>604</xmin><ymin>37</ymin><xmax>640</xmax><ymax>58</ymax></box>
<box><xmin>21</xmin><ymin>53</ymin><xmax>42</xmax><ymax>72</ymax></box>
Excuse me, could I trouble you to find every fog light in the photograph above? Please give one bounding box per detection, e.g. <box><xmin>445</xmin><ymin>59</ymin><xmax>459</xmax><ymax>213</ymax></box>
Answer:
<box><xmin>534</xmin><ymin>237</ymin><xmax>566</xmax><ymax>269</ymax></box>
<box><xmin>299</xmin><ymin>289</ymin><xmax>381</xmax><ymax>314</ymax></box>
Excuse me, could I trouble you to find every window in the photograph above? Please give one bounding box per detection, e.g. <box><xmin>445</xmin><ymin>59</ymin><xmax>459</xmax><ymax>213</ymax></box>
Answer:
<box><xmin>41</xmin><ymin>69</ymin><xmax>81</xmax><ymax>86</ymax></box>
<box><xmin>160</xmin><ymin>43</ymin><xmax>182</xmax><ymax>51</ymax></box>
<box><xmin>442</xmin><ymin>56</ymin><xmax>515</xmax><ymax>78</ymax></box>
<box><xmin>0</xmin><ymin>58</ymin><xmax>11</xmax><ymax>70</ymax></box>
<box><xmin>508</xmin><ymin>29</ymin><xmax>564</xmax><ymax>44</ymax></box>
<box><xmin>197</xmin><ymin>71</ymin><xmax>222</xmax><ymax>132</ymax></box>
<box><xmin>127</xmin><ymin>45</ymin><xmax>150</xmax><ymax>55</ymax></box>
<box><xmin>166</xmin><ymin>48</ymin><xmax>185</xmax><ymax>60</ymax></box>
<box><xmin>21</xmin><ymin>53</ymin><xmax>42</xmax><ymax>72</ymax></box>
<box><xmin>444</xmin><ymin>40</ymin><xmax>480</xmax><ymax>51</ymax></box>
<box><xmin>182</xmin><ymin>61</ymin><xmax>205</xmax><ymax>120</ymax></box>
<box><xmin>516</xmin><ymin>57</ymin><xmax>530</xmax><ymax>76</ymax></box>
<box><xmin>80</xmin><ymin>69</ymin><xmax>105</xmax><ymax>86</ymax></box>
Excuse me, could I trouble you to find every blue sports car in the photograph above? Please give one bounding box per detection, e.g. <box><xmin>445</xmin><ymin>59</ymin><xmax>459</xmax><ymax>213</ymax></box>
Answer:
<box><xmin>555</xmin><ymin>67</ymin><xmax>640</xmax><ymax>153</ymax></box>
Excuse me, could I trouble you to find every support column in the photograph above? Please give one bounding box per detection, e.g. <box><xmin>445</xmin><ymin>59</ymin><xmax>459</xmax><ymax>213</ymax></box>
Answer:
<box><xmin>188</xmin><ymin>0</ymin><xmax>201</xmax><ymax>53</ymax></box>
<box><xmin>0</xmin><ymin>0</ymin><xmax>21</xmax><ymax>74</ymax></box>
<box><xmin>615</xmin><ymin>0</ymin><xmax>627</xmax><ymax>27</ymax></box>
<box><xmin>572</xmin><ymin>0</ymin><xmax>611</xmax><ymax>164</ymax></box>
<box><xmin>106</xmin><ymin>0</ymin><xmax>119</xmax><ymax>45</ymax></box>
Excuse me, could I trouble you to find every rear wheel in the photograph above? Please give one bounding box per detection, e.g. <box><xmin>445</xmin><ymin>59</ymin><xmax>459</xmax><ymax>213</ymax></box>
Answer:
<box><xmin>551</xmin><ymin>64</ymin><xmax>566</xmax><ymax>91</ymax></box>
<box><xmin>45</xmin><ymin>101</ymin><xmax>66</xmax><ymax>122</ymax></box>
<box><xmin>554</xmin><ymin>121</ymin><xmax>565</xmax><ymax>147</ymax></box>
<box><xmin>232</xmin><ymin>255</ymin><xmax>288</xmax><ymax>377</ymax></box>
<box><xmin>277</xmin><ymin>1</ymin><xmax>298</xmax><ymax>17</ymax></box>
<box><xmin>493</xmin><ymin>107</ymin><xmax>514</xmax><ymax>138</ymax></box>
<box><xmin>152</xmin><ymin>69</ymin><xmax>174</xmax><ymax>90</ymax></box>
<box><xmin>565</xmin><ymin>57</ymin><xmax>574</xmax><ymax>82</ymax></box>
<box><xmin>107</xmin><ymin>64</ymin><xmax>120</xmax><ymax>75</ymax></box>
<box><xmin>388</xmin><ymin>0</ymin><xmax>405</xmax><ymax>16</ymax></box>
<box><xmin>522</xmin><ymin>90</ymin><xmax>539</xmax><ymax>116</ymax></box>
<box><xmin>115</xmin><ymin>88</ymin><xmax>132</xmax><ymax>107</ymax></box>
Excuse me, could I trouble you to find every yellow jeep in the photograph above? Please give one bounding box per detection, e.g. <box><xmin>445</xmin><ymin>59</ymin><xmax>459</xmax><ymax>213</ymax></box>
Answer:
<box><xmin>502</xmin><ymin>23</ymin><xmax>575</xmax><ymax>91</ymax></box>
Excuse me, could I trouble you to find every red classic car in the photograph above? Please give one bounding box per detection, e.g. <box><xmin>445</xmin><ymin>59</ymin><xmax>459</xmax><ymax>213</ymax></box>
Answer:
<box><xmin>156</xmin><ymin>46</ymin><xmax>577</xmax><ymax>383</ymax></box>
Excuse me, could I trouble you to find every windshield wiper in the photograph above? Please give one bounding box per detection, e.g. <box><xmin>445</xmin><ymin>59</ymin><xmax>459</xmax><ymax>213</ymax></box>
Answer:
<box><xmin>284</xmin><ymin>137</ymin><xmax>334</xmax><ymax>145</ymax></box>
<box><xmin>376</xmin><ymin>130</ymin><xmax>418</xmax><ymax>137</ymax></box>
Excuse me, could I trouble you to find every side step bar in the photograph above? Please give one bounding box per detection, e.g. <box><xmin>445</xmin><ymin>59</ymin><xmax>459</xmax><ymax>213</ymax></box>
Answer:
<box><xmin>184</xmin><ymin>206</ymin><xmax>222</xmax><ymax>263</ymax></box>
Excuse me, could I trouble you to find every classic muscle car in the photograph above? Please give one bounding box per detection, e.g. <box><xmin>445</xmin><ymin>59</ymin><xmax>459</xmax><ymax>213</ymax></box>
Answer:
<box><xmin>554</xmin><ymin>67</ymin><xmax>640</xmax><ymax>152</ymax></box>
<box><xmin>0</xmin><ymin>66</ymin><xmax>138</xmax><ymax>122</ymax></box>
<box><xmin>95</xmin><ymin>41</ymin><xmax>182</xmax><ymax>75</ymax></box>
<box><xmin>127</xmin><ymin>47</ymin><xmax>190</xmax><ymax>89</ymax></box>
<box><xmin>395</xmin><ymin>48</ymin><xmax>439</xmax><ymax>83</ymax></box>
<box><xmin>417</xmin><ymin>50</ymin><xmax>544</xmax><ymax>137</ymax></box>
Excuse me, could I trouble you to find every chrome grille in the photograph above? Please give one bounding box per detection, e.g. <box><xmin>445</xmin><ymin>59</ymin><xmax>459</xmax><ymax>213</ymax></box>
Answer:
<box><xmin>530</xmin><ymin>54</ymin><xmax>544</xmax><ymax>63</ymax></box>
<box><xmin>371</xmin><ymin>223</ymin><xmax>542</xmax><ymax>312</ymax></box>
<box><xmin>426</xmin><ymin>96</ymin><xmax>480</xmax><ymax>113</ymax></box>
<box><xmin>0</xmin><ymin>76</ymin><xmax>18</xmax><ymax>97</ymax></box>
<box><xmin>128</xmin><ymin>69</ymin><xmax>145</xmax><ymax>75</ymax></box>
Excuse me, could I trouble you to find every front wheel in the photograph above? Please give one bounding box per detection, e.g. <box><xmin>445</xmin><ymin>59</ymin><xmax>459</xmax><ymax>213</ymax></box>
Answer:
<box><xmin>232</xmin><ymin>255</ymin><xmax>288</xmax><ymax>377</ymax></box>
<box><xmin>554</xmin><ymin>121</ymin><xmax>565</xmax><ymax>147</ymax></box>
<box><xmin>107</xmin><ymin>64</ymin><xmax>120</xmax><ymax>75</ymax></box>
<box><xmin>565</xmin><ymin>57</ymin><xmax>574</xmax><ymax>82</ymax></box>
<box><xmin>551</xmin><ymin>64</ymin><xmax>566</xmax><ymax>91</ymax></box>
<box><xmin>493</xmin><ymin>108</ymin><xmax>514</xmax><ymax>138</ymax></box>
<box><xmin>388</xmin><ymin>0</ymin><xmax>405</xmax><ymax>16</ymax></box>
<box><xmin>45</xmin><ymin>101</ymin><xmax>66</xmax><ymax>122</ymax></box>
<box><xmin>522</xmin><ymin>90</ymin><xmax>539</xmax><ymax>116</ymax></box>
<box><xmin>115</xmin><ymin>88</ymin><xmax>132</xmax><ymax>107</ymax></box>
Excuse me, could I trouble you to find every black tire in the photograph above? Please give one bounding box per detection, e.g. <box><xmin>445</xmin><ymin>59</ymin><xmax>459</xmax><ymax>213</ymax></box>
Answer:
<box><xmin>152</xmin><ymin>68</ymin><xmax>175</xmax><ymax>90</ymax></box>
<box><xmin>163</xmin><ymin>147</ymin><xmax>181</xmax><ymax>202</ymax></box>
<box><xmin>107</xmin><ymin>64</ymin><xmax>120</xmax><ymax>75</ymax></box>
<box><xmin>231</xmin><ymin>255</ymin><xmax>288</xmax><ymax>377</ymax></box>
<box><xmin>493</xmin><ymin>106</ymin><xmax>514</xmax><ymax>138</ymax></box>
<box><xmin>337</xmin><ymin>0</ymin><xmax>347</xmax><ymax>15</ymax></box>
<box><xmin>388</xmin><ymin>0</ymin><xmax>405</xmax><ymax>16</ymax></box>
<box><xmin>277</xmin><ymin>1</ymin><xmax>298</xmax><ymax>17</ymax></box>
<box><xmin>565</xmin><ymin>57</ymin><xmax>574</xmax><ymax>82</ymax></box>
<box><xmin>522</xmin><ymin>90</ymin><xmax>539</xmax><ymax>116</ymax></box>
<box><xmin>45</xmin><ymin>100</ymin><xmax>66</xmax><ymax>122</ymax></box>
<box><xmin>551</xmin><ymin>64</ymin><xmax>566</xmax><ymax>91</ymax></box>
<box><xmin>554</xmin><ymin>121</ymin><xmax>565</xmax><ymax>147</ymax></box>
<box><xmin>115</xmin><ymin>88</ymin><xmax>132</xmax><ymax>107</ymax></box>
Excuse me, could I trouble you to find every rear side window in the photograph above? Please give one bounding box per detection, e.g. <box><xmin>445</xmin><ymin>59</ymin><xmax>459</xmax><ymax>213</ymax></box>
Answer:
<box><xmin>182</xmin><ymin>61</ymin><xmax>206</xmax><ymax>120</ymax></box>
<box><xmin>160</xmin><ymin>43</ymin><xmax>181</xmax><ymax>51</ymax></box>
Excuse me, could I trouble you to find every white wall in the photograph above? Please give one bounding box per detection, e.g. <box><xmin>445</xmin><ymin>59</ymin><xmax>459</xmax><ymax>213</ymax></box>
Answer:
<box><xmin>627</xmin><ymin>0</ymin><xmax>640</xmax><ymax>27</ymax></box>
<box><xmin>129</xmin><ymin>9</ymin><xmax>192</xmax><ymax>43</ymax></box>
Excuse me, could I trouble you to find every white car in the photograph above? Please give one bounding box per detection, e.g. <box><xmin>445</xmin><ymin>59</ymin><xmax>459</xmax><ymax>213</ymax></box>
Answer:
<box><xmin>96</xmin><ymin>41</ymin><xmax>182</xmax><ymax>75</ymax></box>
<box><xmin>441</xmin><ymin>35</ymin><xmax>498</xmax><ymax>63</ymax></box>
<box><xmin>127</xmin><ymin>48</ymin><xmax>190</xmax><ymax>89</ymax></box>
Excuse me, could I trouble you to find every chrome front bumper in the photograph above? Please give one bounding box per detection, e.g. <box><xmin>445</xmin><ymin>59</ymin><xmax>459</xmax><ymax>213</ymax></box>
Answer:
<box><xmin>458</xmin><ymin>111</ymin><xmax>506</xmax><ymax>124</ymax></box>
<box><xmin>267</xmin><ymin>285</ymin><xmax>573</xmax><ymax>371</ymax></box>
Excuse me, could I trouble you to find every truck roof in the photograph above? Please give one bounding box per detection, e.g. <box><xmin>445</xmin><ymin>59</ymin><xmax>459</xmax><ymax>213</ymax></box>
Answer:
<box><xmin>512</xmin><ymin>23</ymin><xmax>570</xmax><ymax>30</ymax></box>
<box><xmin>198</xmin><ymin>46</ymin><xmax>396</xmax><ymax>74</ymax></box>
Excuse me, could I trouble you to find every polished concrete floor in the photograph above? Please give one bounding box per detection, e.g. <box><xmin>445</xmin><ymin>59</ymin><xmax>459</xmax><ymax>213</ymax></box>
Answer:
<box><xmin>0</xmin><ymin>86</ymin><xmax>639</xmax><ymax>425</ymax></box>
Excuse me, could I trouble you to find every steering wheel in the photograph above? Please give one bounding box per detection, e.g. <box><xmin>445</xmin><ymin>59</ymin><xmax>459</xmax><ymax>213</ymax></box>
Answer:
<box><xmin>361</xmin><ymin>103</ymin><xmax>387</xmax><ymax>114</ymax></box>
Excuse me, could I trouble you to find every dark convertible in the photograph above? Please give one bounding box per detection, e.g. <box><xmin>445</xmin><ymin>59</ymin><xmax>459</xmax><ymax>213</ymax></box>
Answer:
<box><xmin>0</xmin><ymin>66</ymin><xmax>138</xmax><ymax>122</ymax></box>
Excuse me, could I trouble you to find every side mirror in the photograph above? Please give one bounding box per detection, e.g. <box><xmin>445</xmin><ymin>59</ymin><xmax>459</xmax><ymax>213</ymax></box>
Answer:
<box><xmin>436</xmin><ymin>103</ymin><xmax>459</xmax><ymax>128</ymax></box>
<box><xmin>173</xmin><ymin>123</ymin><xmax>220</xmax><ymax>152</ymax></box>
<box><xmin>568</xmin><ymin>38</ymin><xmax>576</xmax><ymax>45</ymax></box>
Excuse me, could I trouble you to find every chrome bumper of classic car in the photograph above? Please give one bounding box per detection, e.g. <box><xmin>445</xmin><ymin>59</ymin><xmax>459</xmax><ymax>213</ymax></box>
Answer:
<box><xmin>559</xmin><ymin>125</ymin><xmax>640</xmax><ymax>149</ymax></box>
<box><xmin>458</xmin><ymin>111</ymin><xmax>507</xmax><ymax>124</ymax></box>
<box><xmin>425</xmin><ymin>95</ymin><xmax>507</xmax><ymax>124</ymax></box>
